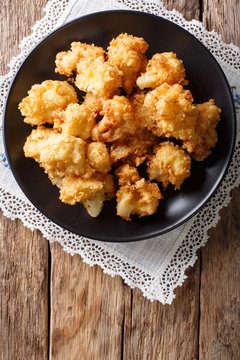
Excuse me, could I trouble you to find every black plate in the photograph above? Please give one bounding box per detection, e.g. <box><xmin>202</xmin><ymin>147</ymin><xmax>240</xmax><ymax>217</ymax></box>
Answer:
<box><xmin>3</xmin><ymin>10</ymin><xmax>236</xmax><ymax>242</ymax></box>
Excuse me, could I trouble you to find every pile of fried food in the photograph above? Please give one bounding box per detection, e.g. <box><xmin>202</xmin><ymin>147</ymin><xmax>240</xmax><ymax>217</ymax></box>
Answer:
<box><xmin>19</xmin><ymin>33</ymin><xmax>221</xmax><ymax>220</ymax></box>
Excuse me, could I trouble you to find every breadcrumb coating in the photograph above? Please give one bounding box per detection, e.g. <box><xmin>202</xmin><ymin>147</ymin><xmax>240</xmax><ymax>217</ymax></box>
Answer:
<box><xmin>54</xmin><ymin>103</ymin><xmax>96</xmax><ymax>140</ymax></box>
<box><xmin>148</xmin><ymin>141</ymin><xmax>191</xmax><ymax>189</ymax></box>
<box><xmin>115</xmin><ymin>164</ymin><xmax>140</xmax><ymax>185</ymax></box>
<box><xmin>75</xmin><ymin>58</ymin><xmax>122</xmax><ymax>98</ymax></box>
<box><xmin>20</xmin><ymin>34</ymin><xmax>221</xmax><ymax>219</ymax></box>
<box><xmin>92</xmin><ymin>95</ymin><xmax>136</xmax><ymax>142</ymax></box>
<box><xmin>130</xmin><ymin>92</ymin><xmax>149</xmax><ymax>128</ymax></box>
<box><xmin>87</xmin><ymin>142</ymin><xmax>112</xmax><ymax>173</ymax></box>
<box><xmin>18</xmin><ymin>80</ymin><xmax>78</xmax><ymax>126</ymax></box>
<box><xmin>55</xmin><ymin>42</ymin><xmax>105</xmax><ymax>76</ymax></box>
<box><xmin>137</xmin><ymin>52</ymin><xmax>187</xmax><ymax>90</ymax></box>
<box><xmin>24</xmin><ymin>127</ymin><xmax>86</xmax><ymax>184</ymax></box>
<box><xmin>183</xmin><ymin>100</ymin><xmax>221</xmax><ymax>161</ymax></box>
<box><xmin>110</xmin><ymin>128</ymin><xmax>157</xmax><ymax>166</ymax></box>
<box><xmin>60</xmin><ymin>173</ymin><xmax>115</xmax><ymax>217</ymax></box>
<box><xmin>108</xmin><ymin>33</ymin><xmax>148</xmax><ymax>94</ymax></box>
<box><xmin>116</xmin><ymin>178</ymin><xmax>162</xmax><ymax>220</ymax></box>
<box><xmin>83</xmin><ymin>92</ymin><xmax>104</xmax><ymax>114</ymax></box>
<box><xmin>144</xmin><ymin>83</ymin><xmax>196</xmax><ymax>141</ymax></box>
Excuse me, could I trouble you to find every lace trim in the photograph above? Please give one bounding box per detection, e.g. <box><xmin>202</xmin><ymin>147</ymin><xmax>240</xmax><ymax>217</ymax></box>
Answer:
<box><xmin>0</xmin><ymin>0</ymin><xmax>239</xmax><ymax>304</ymax></box>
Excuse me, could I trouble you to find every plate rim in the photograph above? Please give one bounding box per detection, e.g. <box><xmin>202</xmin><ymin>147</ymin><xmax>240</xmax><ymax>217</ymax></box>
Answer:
<box><xmin>3</xmin><ymin>9</ymin><xmax>237</xmax><ymax>242</ymax></box>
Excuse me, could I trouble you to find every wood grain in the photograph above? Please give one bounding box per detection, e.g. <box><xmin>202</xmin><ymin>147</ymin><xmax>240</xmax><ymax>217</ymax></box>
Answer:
<box><xmin>199</xmin><ymin>3</ymin><xmax>240</xmax><ymax>359</ymax></box>
<box><xmin>49</xmin><ymin>242</ymin><xmax>131</xmax><ymax>360</ymax></box>
<box><xmin>199</xmin><ymin>191</ymin><xmax>240</xmax><ymax>359</ymax></box>
<box><xmin>123</xmin><ymin>264</ymin><xmax>200</xmax><ymax>360</ymax></box>
<box><xmin>0</xmin><ymin>0</ymin><xmax>48</xmax><ymax>75</ymax></box>
<box><xmin>163</xmin><ymin>0</ymin><xmax>200</xmax><ymax>20</ymax></box>
<box><xmin>203</xmin><ymin>0</ymin><xmax>240</xmax><ymax>44</ymax></box>
<box><xmin>0</xmin><ymin>212</ymin><xmax>49</xmax><ymax>360</ymax></box>
<box><xmin>0</xmin><ymin>1</ymin><xmax>49</xmax><ymax>360</ymax></box>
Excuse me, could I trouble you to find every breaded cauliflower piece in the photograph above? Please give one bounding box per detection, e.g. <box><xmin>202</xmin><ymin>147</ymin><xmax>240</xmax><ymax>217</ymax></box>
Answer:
<box><xmin>130</xmin><ymin>92</ymin><xmax>149</xmax><ymax>128</ymax></box>
<box><xmin>107</xmin><ymin>33</ymin><xmax>149</xmax><ymax>94</ymax></box>
<box><xmin>83</xmin><ymin>92</ymin><xmax>104</xmax><ymax>114</ymax></box>
<box><xmin>75</xmin><ymin>58</ymin><xmax>122</xmax><ymax>98</ymax></box>
<box><xmin>18</xmin><ymin>80</ymin><xmax>78</xmax><ymax>126</ymax></box>
<box><xmin>115</xmin><ymin>164</ymin><xmax>140</xmax><ymax>186</ymax></box>
<box><xmin>110</xmin><ymin>128</ymin><xmax>157</xmax><ymax>166</ymax></box>
<box><xmin>87</xmin><ymin>142</ymin><xmax>112</xmax><ymax>173</ymax></box>
<box><xmin>55</xmin><ymin>42</ymin><xmax>105</xmax><ymax>76</ymax></box>
<box><xmin>91</xmin><ymin>95</ymin><xmax>136</xmax><ymax>142</ymax></box>
<box><xmin>24</xmin><ymin>127</ymin><xmax>86</xmax><ymax>184</ymax></box>
<box><xmin>148</xmin><ymin>141</ymin><xmax>191</xmax><ymax>189</ymax></box>
<box><xmin>183</xmin><ymin>100</ymin><xmax>221</xmax><ymax>161</ymax></box>
<box><xmin>116</xmin><ymin>178</ymin><xmax>162</xmax><ymax>220</ymax></box>
<box><xmin>144</xmin><ymin>83</ymin><xmax>196</xmax><ymax>141</ymax></box>
<box><xmin>60</xmin><ymin>173</ymin><xmax>115</xmax><ymax>217</ymax></box>
<box><xmin>54</xmin><ymin>103</ymin><xmax>96</xmax><ymax>140</ymax></box>
<box><xmin>137</xmin><ymin>52</ymin><xmax>187</xmax><ymax>90</ymax></box>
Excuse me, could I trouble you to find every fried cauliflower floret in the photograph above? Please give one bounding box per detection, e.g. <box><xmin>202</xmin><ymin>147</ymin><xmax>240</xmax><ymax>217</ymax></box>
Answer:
<box><xmin>54</xmin><ymin>103</ymin><xmax>96</xmax><ymax>140</ymax></box>
<box><xmin>110</xmin><ymin>129</ymin><xmax>157</xmax><ymax>166</ymax></box>
<box><xmin>75</xmin><ymin>58</ymin><xmax>122</xmax><ymax>98</ymax></box>
<box><xmin>116</xmin><ymin>179</ymin><xmax>162</xmax><ymax>220</ymax></box>
<box><xmin>148</xmin><ymin>141</ymin><xmax>191</xmax><ymax>189</ymax></box>
<box><xmin>183</xmin><ymin>100</ymin><xmax>221</xmax><ymax>161</ymax></box>
<box><xmin>144</xmin><ymin>83</ymin><xmax>196</xmax><ymax>141</ymax></box>
<box><xmin>18</xmin><ymin>80</ymin><xmax>78</xmax><ymax>126</ymax></box>
<box><xmin>83</xmin><ymin>92</ymin><xmax>104</xmax><ymax>114</ymax></box>
<box><xmin>130</xmin><ymin>92</ymin><xmax>149</xmax><ymax>128</ymax></box>
<box><xmin>60</xmin><ymin>173</ymin><xmax>115</xmax><ymax>217</ymax></box>
<box><xmin>87</xmin><ymin>142</ymin><xmax>112</xmax><ymax>173</ymax></box>
<box><xmin>91</xmin><ymin>95</ymin><xmax>136</xmax><ymax>142</ymax></box>
<box><xmin>107</xmin><ymin>33</ymin><xmax>148</xmax><ymax>94</ymax></box>
<box><xmin>24</xmin><ymin>127</ymin><xmax>86</xmax><ymax>184</ymax></box>
<box><xmin>23</xmin><ymin>126</ymin><xmax>53</xmax><ymax>160</ymax></box>
<box><xmin>115</xmin><ymin>164</ymin><xmax>140</xmax><ymax>186</ymax></box>
<box><xmin>137</xmin><ymin>52</ymin><xmax>187</xmax><ymax>90</ymax></box>
<box><xmin>55</xmin><ymin>42</ymin><xmax>105</xmax><ymax>76</ymax></box>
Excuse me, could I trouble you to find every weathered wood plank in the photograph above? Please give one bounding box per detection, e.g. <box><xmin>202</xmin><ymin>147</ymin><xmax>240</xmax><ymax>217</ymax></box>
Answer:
<box><xmin>203</xmin><ymin>0</ymin><xmax>240</xmax><ymax>45</ymax></box>
<box><xmin>0</xmin><ymin>1</ymin><xmax>49</xmax><ymax>359</ymax></box>
<box><xmin>49</xmin><ymin>242</ymin><xmax>130</xmax><ymax>360</ymax></box>
<box><xmin>123</xmin><ymin>264</ymin><xmax>200</xmax><ymax>360</ymax></box>
<box><xmin>162</xmin><ymin>0</ymin><xmax>200</xmax><ymax>20</ymax></box>
<box><xmin>199</xmin><ymin>191</ymin><xmax>240</xmax><ymax>359</ymax></box>
<box><xmin>0</xmin><ymin>212</ymin><xmax>49</xmax><ymax>360</ymax></box>
<box><xmin>0</xmin><ymin>0</ymin><xmax>48</xmax><ymax>75</ymax></box>
<box><xmin>200</xmin><ymin>1</ymin><xmax>240</xmax><ymax>359</ymax></box>
<box><xmin>200</xmin><ymin>191</ymin><xmax>240</xmax><ymax>360</ymax></box>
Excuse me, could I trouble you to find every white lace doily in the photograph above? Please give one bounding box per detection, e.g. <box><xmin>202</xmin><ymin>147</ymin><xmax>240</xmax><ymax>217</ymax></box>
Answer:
<box><xmin>0</xmin><ymin>0</ymin><xmax>240</xmax><ymax>304</ymax></box>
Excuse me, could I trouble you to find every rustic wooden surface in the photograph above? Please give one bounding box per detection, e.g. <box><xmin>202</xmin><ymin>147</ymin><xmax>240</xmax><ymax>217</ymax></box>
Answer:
<box><xmin>0</xmin><ymin>1</ymin><xmax>239</xmax><ymax>359</ymax></box>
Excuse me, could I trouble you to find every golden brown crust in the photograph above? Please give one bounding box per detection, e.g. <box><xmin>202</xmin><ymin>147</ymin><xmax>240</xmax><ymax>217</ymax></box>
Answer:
<box><xmin>107</xmin><ymin>33</ymin><xmax>149</xmax><ymax>94</ymax></box>
<box><xmin>137</xmin><ymin>52</ymin><xmax>187</xmax><ymax>90</ymax></box>
<box><xmin>18</xmin><ymin>80</ymin><xmax>78</xmax><ymax>126</ymax></box>
<box><xmin>20</xmin><ymin>34</ymin><xmax>221</xmax><ymax>219</ymax></box>
<box><xmin>116</xmin><ymin>178</ymin><xmax>162</xmax><ymax>221</ymax></box>
<box><xmin>91</xmin><ymin>96</ymin><xmax>136</xmax><ymax>142</ymax></box>
<box><xmin>182</xmin><ymin>100</ymin><xmax>221</xmax><ymax>161</ymax></box>
<box><xmin>147</xmin><ymin>141</ymin><xmax>191</xmax><ymax>189</ymax></box>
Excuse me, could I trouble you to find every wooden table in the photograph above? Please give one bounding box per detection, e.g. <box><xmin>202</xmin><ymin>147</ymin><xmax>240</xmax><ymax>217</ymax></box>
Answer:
<box><xmin>1</xmin><ymin>1</ymin><xmax>240</xmax><ymax>359</ymax></box>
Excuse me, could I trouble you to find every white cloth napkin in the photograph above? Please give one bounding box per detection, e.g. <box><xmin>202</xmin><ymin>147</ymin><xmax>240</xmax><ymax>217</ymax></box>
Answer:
<box><xmin>0</xmin><ymin>0</ymin><xmax>239</xmax><ymax>304</ymax></box>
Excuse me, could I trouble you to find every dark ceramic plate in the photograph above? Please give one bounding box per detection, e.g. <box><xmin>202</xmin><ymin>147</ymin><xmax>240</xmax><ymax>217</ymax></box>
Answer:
<box><xmin>3</xmin><ymin>10</ymin><xmax>236</xmax><ymax>242</ymax></box>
